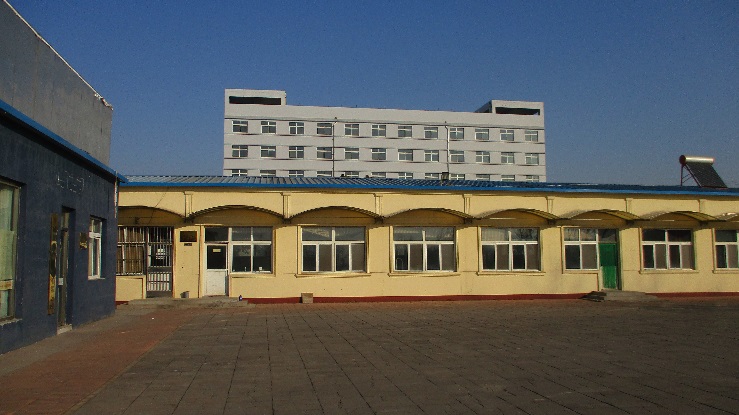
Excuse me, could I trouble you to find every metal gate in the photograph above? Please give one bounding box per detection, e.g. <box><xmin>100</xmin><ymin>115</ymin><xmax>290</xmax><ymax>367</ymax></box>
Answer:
<box><xmin>117</xmin><ymin>226</ymin><xmax>174</xmax><ymax>297</ymax></box>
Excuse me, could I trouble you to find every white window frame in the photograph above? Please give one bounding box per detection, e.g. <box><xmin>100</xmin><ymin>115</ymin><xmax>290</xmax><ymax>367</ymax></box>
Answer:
<box><xmin>231</xmin><ymin>144</ymin><xmax>248</xmax><ymax>158</ymax></box>
<box><xmin>288</xmin><ymin>170</ymin><xmax>304</xmax><ymax>178</ymax></box>
<box><xmin>344</xmin><ymin>147</ymin><xmax>359</xmax><ymax>160</ymax></box>
<box><xmin>524</xmin><ymin>175</ymin><xmax>540</xmax><ymax>182</ymax></box>
<box><xmin>0</xmin><ymin>181</ymin><xmax>19</xmax><ymax>319</ymax></box>
<box><xmin>397</xmin><ymin>125</ymin><xmax>412</xmax><ymax>138</ymax></box>
<box><xmin>642</xmin><ymin>229</ymin><xmax>694</xmax><ymax>270</ymax></box>
<box><xmin>424</xmin><ymin>150</ymin><xmax>439</xmax><ymax>162</ymax></box>
<box><xmin>372</xmin><ymin>124</ymin><xmax>387</xmax><ymax>137</ymax></box>
<box><xmin>288</xmin><ymin>146</ymin><xmax>304</xmax><ymax>159</ymax></box>
<box><xmin>475</xmin><ymin>128</ymin><xmax>490</xmax><ymax>141</ymax></box>
<box><xmin>316</xmin><ymin>171</ymin><xmax>333</xmax><ymax>178</ymax></box>
<box><xmin>317</xmin><ymin>122</ymin><xmax>333</xmax><ymax>135</ymax></box>
<box><xmin>317</xmin><ymin>147</ymin><xmax>333</xmax><ymax>160</ymax></box>
<box><xmin>345</xmin><ymin>123</ymin><xmax>360</xmax><ymax>137</ymax></box>
<box><xmin>449</xmin><ymin>150</ymin><xmax>464</xmax><ymax>163</ymax></box>
<box><xmin>231</xmin><ymin>169</ymin><xmax>248</xmax><ymax>176</ymax></box>
<box><xmin>425</xmin><ymin>173</ymin><xmax>441</xmax><ymax>180</ymax></box>
<box><xmin>205</xmin><ymin>227</ymin><xmax>273</xmax><ymax>273</ymax></box>
<box><xmin>232</xmin><ymin>120</ymin><xmax>248</xmax><ymax>133</ymax></box>
<box><xmin>563</xmin><ymin>228</ymin><xmax>618</xmax><ymax>270</ymax></box>
<box><xmin>450</xmin><ymin>173</ymin><xmax>465</xmax><ymax>180</ymax></box>
<box><xmin>525</xmin><ymin>153</ymin><xmax>540</xmax><ymax>165</ymax></box>
<box><xmin>501</xmin><ymin>175</ymin><xmax>515</xmax><ymax>182</ymax></box>
<box><xmin>393</xmin><ymin>227</ymin><xmax>456</xmax><ymax>272</ymax></box>
<box><xmin>500</xmin><ymin>129</ymin><xmax>514</xmax><ymax>141</ymax></box>
<box><xmin>260</xmin><ymin>146</ymin><xmax>276</xmax><ymax>158</ymax></box>
<box><xmin>398</xmin><ymin>149</ymin><xmax>414</xmax><ymax>161</ymax></box>
<box><xmin>289</xmin><ymin>121</ymin><xmax>304</xmax><ymax>135</ymax></box>
<box><xmin>301</xmin><ymin>227</ymin><xmax>366</xmax><ymax>273</ymax></box>
<box><xmin>476</xmin><ymin>174</ymin><xmax>491</xmax><ymax>181</ymax></box>
<box><xmin>480</xmin><ymin>228</ymin><xmax>540</xmax><ymax>271</ymax></box>
<box><xmin>343</xmin><ymin>171</ymin><xmax>359</xmax><ymax>178</ymax></box>
<box><xmin>424</xmin><ymin>126</ymin><xmax>438</xmax><ymax>139</ymax></box>
<box><xmin>371</xmin><ymin>172</ymin><xmax>386</xmax><ymax>178</ymax></box>
<box><xmin>501</xmin><ymin>152</ymin><xmax>515</xmax><ymax>164</ymax></box>
<box><xmin>475</xmin><ymin>151</ymin><xmax>491</xmax><ymax>163</ymax></box>
<box><xmin>88</xmin><ymin>217</ymin><xmax>103</xmax><ymax>279</ymax></box>
<box><xmin>371</xmin><ymin>148</ymin><xmax>386</xmax><ymax>161</ymax></box>
<box><xmin>260</xmin><ymin>170</ymin><xmax>276</xmax><ymax>177</ymax></box>
<box><xmin>397</xmin><ymin>172</ymin><xmax>413</xmax><ymax>179</ymax></box>
<box><xmin>449</xmin><ymin>127</ymin><xmax>464</xmax><ymax>140</ymax></box>
<box><xmin>715</xmin><ymin>229</ymin><xmax>739</xmax><ymax>269</ymax></box>
<box><xmin>261</xmin><ymin>120</ymin><xmax>276</xmax><ymax>134</ymax></box>
<box><xmin>525</xmin><ymin>130</ymin><xmax>539</xmax><ymax>142</ymax></box>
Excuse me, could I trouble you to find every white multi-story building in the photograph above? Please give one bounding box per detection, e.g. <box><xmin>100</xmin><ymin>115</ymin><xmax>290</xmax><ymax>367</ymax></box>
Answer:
<box><xmin>223</xmin><ymin>89</ymin><xmax>546</xmax><ymax>182</ymax></box>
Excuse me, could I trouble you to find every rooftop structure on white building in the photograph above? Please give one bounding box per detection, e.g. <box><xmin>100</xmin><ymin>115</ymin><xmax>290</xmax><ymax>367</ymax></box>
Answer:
<box><xmin>223</xmin><ymin>89</ymin><xmax>546</xmax><ymax>182</ymax></box>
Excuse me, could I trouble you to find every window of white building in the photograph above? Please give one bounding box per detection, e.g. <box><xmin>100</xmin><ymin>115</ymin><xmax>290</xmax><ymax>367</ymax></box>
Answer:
<box><xmin>345</xmin><ymin>123</ymin><xmax>359</xmax><ymax>137</ymax></box>
<box><xmin>302</xmin><ymin>227</ymin><xmax>366</xmax><ymax>273</ymax></box>
<box><xmin>371</xmin><ymin>172</ymin><xmax>386</xmax><ymax>178</ymax></box>
<box><xmin>525</xmin><ymin>153</ymin><xmax>540</xmax><ymax>165</ymax></box>
<box><xmin>289</xmin><ymin>146</ymin><xmax>304</xmax><ymax>159</ymax></box>
<box><xmin>716</xmin><ymin>230</ymin><xmax>739</xmax><ymax>269</ymax></box>
<box><xmin>476</xmin><ymin>151</ymin><xmax>490</xmax><ymax>163</ymax></box>
<box><xmin>288</xmin><ymin>170</ymin><xmax>304</xmax><ymax>178</ymax></box>
<box><xmin>425</xmin><ymin>173</ymin><xmax>441</xmax><ymax>180</ymax></box>
<box><xmin>317</xmin><ymin>147</ymin><xmax>333</xmax><ymax>160</ymax></box>
<box><xmin>344</xmin><ymin>147</ymin><xmax>359</xmax><ymax>160</ymax></box>
<box><xmin>317</xmin><ymin>122</ymin><xmax>333</xmax><ymax>135</ymax></box>
<box><xmin>642</xmin><ymin>229</ymin><xmax>693</xmax><ymax>270</ymax></box>
<box><xmin>372</xmin><ymin>124</ymin><xmax>386</xmax><ymax>137</ymax></box>
<box><xmin>316</xmin><ymin>171</ymin><xmax>333</xmax><ymax>178</ymax></box>
<box><xmin>398</xmin><ymin>125</ymin><xmax>412</xmax><ymax>138</ymax></box>
<box><xmin>449</xmin><ymin>150</ymin><xmax>464</xmax><ymax>163</ymax></box>
<box><xmin>525</xmin><ymin>130</ymin><xmax>539</xmax><ymax>142</ymax></box>
<box><xmin>231</xmin><ymin>169</ymin><xmax>248</xmax><ymax>176</ymax></box>
<box><xmin>371</xmin><ymin>148</ymin><xmax>386</xmax><ymax>161</ymax></box>
<box><xmin>475</xmin><ymin>128</ymin><xmax>490</xmax><ymax>141</ymax></box>
<box><xmin>449</xmin><ymin>127</ymin><xmax>464</xmax><ymax>140</ymax></box>
<box><xmin>231</xmin><ymin>145</ymin><xmax>248</xmax><ymax>158</ymax></box>
<box><xmin>424</xmin><ymin>150</ymin><xmax>439</xmax><ymax>162</ymax></box>
<box><xmin>500</xmin><ymin>129</ymin><xmax>514</xmax><ymax>141</ymax></box>
<box><xmin>261</xmin><ymin>121</ymin><xmax>276</xmax><ymax>134</ymax></box>
<box><xmin>398</xmin><ymin>149</ymin><xmax>414</xmax><ymax>161</ymax></box>
<box><xmin>232</xmin><ymin>120</ymin><xmax>248</xmax><ymax>133</ymax></box>
<box><xmin>501</xmin><ymin>175</ymin><xmax>515</xmax><ymax>182</ymax></box>
<box><xmin>260</xmin><ymin>170</ymin><xmax>276</xmax><ymax>177</ymax></box>
<box><xmin>481</xmin><ymin>228</ymin><xmax>539</xmax><ymax>271</ymax></box>
<box><xmin>289</xmin><ymin>122</ymin><xmax>304</xmax><ymax>135</ymax></box>
<box><xmin>393</xmin><ymin>227</ymin><xmax>455</xmax><ymax>272</ymax></box>
<box><xmin>397</xmin><ymin>172</ymin><xmax>413</xmax><ymax>179</ymax></box>
<box><xmin>524</xmin><ymin>175</ymin><xmax>540</xmax><ymax>182</ymax></box>
<box><xmin>261</xmin><ymin>146</ymin><xmax>276</xmax><ymax>158</ymax></box>
<box><xmin>476</xmin><ymin>174</ymin><xmax>491</xmax><ymax>181</ymax></box>
<box><xmin>501</xmin><ymin>152</ymin><xmax>515</xmax><ymax>164</ymax></box>
<box><xmin>424</xmin><ymin>127</ymin><xmax>438</xmax><ymax>139</ymax></box>
<box><xmin>343</xmin><ymin>171</ymin><xmax>359</xmax><ymax>178</ymax></box>
<box><xmin>450</xmin><ymin>174</ymin><xmax>465</xmax><ymax>180</ymax></box>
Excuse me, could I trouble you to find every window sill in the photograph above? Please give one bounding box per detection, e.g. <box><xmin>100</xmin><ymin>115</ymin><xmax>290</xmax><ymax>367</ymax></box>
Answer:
<box><xmin>87</xmin><ymin>277</ymin><xmax>105</xmax><ymax>280</ymax></box>
<box><xmin>639</xmin><ymin>269</ymin><xmax>699</xmax><ymax>275</ymax></box>
<box><xmin>476</xmin><ymin>271</ymin><xmax>545</xmax><ymax>276</ymax></box>
<box><xmin>0</xmin><ymin>317</ymin><xmax>20</xmax><ymax>327</ymax></box>
<box><xmin>713</xmin><ymin>269</ymin><xmax>739</xmax><ymax>274</ymax></box>
<box><xmin>231</xmin><ymin>273</ymin><xmax>274</xmax><ymax>278</ymax></box>
<box><xmin>389</xmin><ymin>272</ymin><xmax>460</xmax><ymax>278</ymax></box>
<box><xmin>561</xmin><ymin>269</ymin><xmax>599</xmax><ymax>274</ymax></box>
<box><xmin>296</xmin><ymin>272</ymin><xmax>371</xmax><ymax>279</ymax></box>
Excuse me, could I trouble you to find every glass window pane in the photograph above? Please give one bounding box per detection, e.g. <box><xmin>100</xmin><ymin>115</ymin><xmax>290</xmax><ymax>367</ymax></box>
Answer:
<box><xmin>668</xmin><ymin>230</ymin><xmax>691</xmax><ymax>242</ymax></box>
<box><xmin>205</xmin><ymin>227</ymin><xmax>228</xmax><ymax>242</ymax></box>
<box><xmin>655</xmin><ymin>244</ymin><xmax>667</xmax><ymax>269</ymax></box>
<box><xmin>231</xmin><ymin>245</ymin><xmax>252</xmax><ymax>272</ymax></box>
<box><xmin>512</xmin><ymin>245</ymin><xmax>526</xmax><ymax>269</ymax></box>
<box><xmin>680</xmin><ymin>245</ymin><xmax>693</xmax><ymax>269</ymax></box>
<box><xmin>716</xmin><ymin>230</ymin><xmax>737</xmax><ymax>243</ymax></box>
<box><xmin>302</xmin><ymin>245</ymin><xmax>316</xmax><ymax>272</ymax></box>
<box><xmin>643</xmin><ymin>229</ymin><xmax>666</xmax><ymax>242</ymax></box>
<box><xmin>669</xmin><ymin>245</ymin><xmax>681</xmax><ymax>268</ymax></box>
<box><xmin>511</xmin><ymin>228</ymin><xmax>537</xmax><ymax>241</ymax></box>
<box><xmin>496</xmin><ymin>245</ymin><xmax>509</xmax><ymax>270</ymax></box>
<box><xmin>716</xmin><ymin>245</ymin><xmax>728</xmax><ymax>268</ymax></box>
<box><xmin>526</xmin><ymin>244</ymin><xmax>540</xmax><ymax>270</ymax></box>
<box><xmin>728</xmin><ymin>246</ymin><xmax>739</xmax><ymax>268</ymax></box>
<box><xmin>582</xmin><ymin>244</ymin><xmax>598</xmax><ymax>269</ymax></box>
<box><xmin>303</xmin><ymin>227</ymin><xmax>332</xmax><ymax>241</ymax></box>
<box><xmin>319</xmin><ymin>245</ymin><xmax>332</xmax><ymax>272</ymax></box>
<box><xmin>394</xmin><ymin>227</ymin><xmax>423</xmax><ymax>241</ymax></box>
<box><xmin>580</xmin><ymin>229</ymin><xmax>597</xmax><ymax>241</ymax></box>
<box><xmin>425</xmin><ymin>227</ymin><xmax>454</xmax><ymax>241</ymax></box>
<box><xmin>231</xmin><ymin>227</ymin><xmax>251</xmax><ymax>241</ymax></box>
<box><xmin>351</xmin><ymin>244</ymin><xmax>365</xmax><ymax>271</ymax></box>
<box><xmin>481</xmin><ymin>228</ymin><xmax>507</xmax><ymax>241</ymax></box>
<box><xmin>598</xmin><ymin>229</ymin><xmax>618</xmax><ymax>243</ymax></box>
<box><xmin>482</xmin><ymin>245</ymin><xmax>496</xmax><ymax>270</ymax></box>
<box><xmin>426</xmin><ymin>244</ymin><xmax>441</xmax><ymax>270</ymax></box>
<box><xmin>336</xmin><ymin>245</ymin><xmax>350</xmax><ymax>271</ymax></box>
<box><xmin>565</xmin><ymin>245</ymin><xmax>581</xmax><ymax>269</ymax></box>
<box><xmin>409</xmin><ymin>244</ymin><xmax>424</xmax><ymax>271</ymax></box>
<box><xmin>335</xmin><ymin>227</ymin><xmax>364</xmax><ymax>241</ymax></box>
<box><xmin>252</xmin><ymin>227</ymin><xmax>272</xmax><ymax>241</ymax></box>
<box><xmin>206</xmin><ymin>245</ymin><xmax>227</xmax><ymax>269</ymax></box>
<box><xmin>395</xmin><ymin>244</ymin><xmax>408</xmax><ymax>271</ymax></box>
<box><xmin>643</xmin><ymin>246</ymin><xmax>655</xmax><ymax>269</ymax></box>
<box><xmin>253</xmin><ymin>244</ymin><xmax>271</xmax><ymax>272</ymax></box>
<box><xmin>563</xmin><ymin>228</ymin><xmax>579</xmax><ymax>241</ymax></box>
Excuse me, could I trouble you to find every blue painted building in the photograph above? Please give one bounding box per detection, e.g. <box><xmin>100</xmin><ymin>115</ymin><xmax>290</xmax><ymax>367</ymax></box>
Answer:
<box><xmin>0</xmin><ymin>1</ymin><xmax>122</xmax><ymax>354</ymax></box>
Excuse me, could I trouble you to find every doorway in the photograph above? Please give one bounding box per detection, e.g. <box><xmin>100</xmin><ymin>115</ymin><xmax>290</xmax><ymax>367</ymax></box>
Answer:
<box><xmin>599</xmin><ymin>243</ymin><xmax>619</xmax><ymax>290</ymax></box>
<box><xmin>205</xmin><ymin>244</ymin><xmax>228</xmax><ymax>296</ymax></box>
<box><xmin>57</xmin><ymin>209</ymin><xmax>73</xmax><ymax>328</ymax></box>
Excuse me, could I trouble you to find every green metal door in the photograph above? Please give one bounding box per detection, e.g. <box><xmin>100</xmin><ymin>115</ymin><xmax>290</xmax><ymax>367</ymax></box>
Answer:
<box><xmin>599</xmin><ymin>243</ymin><xmax>619</xmax><ymax>289</ymax></box>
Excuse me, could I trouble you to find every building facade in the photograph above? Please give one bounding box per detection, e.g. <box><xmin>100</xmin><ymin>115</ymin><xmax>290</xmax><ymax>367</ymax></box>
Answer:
<box><xmin>0</xmin><ymin>1</ymin><xmax>120</xmax><ymax>354</ymax></box>
<box><xmin>223</xmin><ymin>89</ymin><xmax>546</xmax><ymax>182</ymax></box>
<box><xmin>116</xmin><ymin>176</ymin><xmax>739</xmax><ymax>302</ymax></box>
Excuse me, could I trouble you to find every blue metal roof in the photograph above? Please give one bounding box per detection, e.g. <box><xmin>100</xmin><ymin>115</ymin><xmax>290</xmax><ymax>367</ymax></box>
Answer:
<box><xmin>121</xmin><ymin>175</ymin><xmax>739</xmax><ymax>197</ymax></box>
<box><xmin>0</xmin><ymin>97</ymin><xmax>125</xmax><ymax>182</ymax></box>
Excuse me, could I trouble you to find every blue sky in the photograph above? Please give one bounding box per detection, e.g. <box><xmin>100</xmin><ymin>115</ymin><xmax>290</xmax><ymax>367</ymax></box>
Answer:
<box><xmin>11</xmin><ymin>1</ymin><xmax>739</xmax><ymax>186</ymax></box>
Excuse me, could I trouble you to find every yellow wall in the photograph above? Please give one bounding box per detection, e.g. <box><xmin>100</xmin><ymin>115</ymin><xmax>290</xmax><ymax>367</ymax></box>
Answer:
<box><xmin>116</xmin><ymin>187</ymin><xmax>739</xmax><ymax>301</ymax></box>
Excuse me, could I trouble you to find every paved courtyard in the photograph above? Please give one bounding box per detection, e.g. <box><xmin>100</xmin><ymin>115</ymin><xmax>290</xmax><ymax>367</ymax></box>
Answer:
<box><xmin>1</xmin><ymin>298</ymin><xmax>738</xmax><ymax>415</ymax></box>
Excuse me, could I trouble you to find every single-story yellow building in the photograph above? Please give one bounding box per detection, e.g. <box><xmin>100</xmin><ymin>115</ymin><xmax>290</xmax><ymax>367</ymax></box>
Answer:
<box><xmin>115</xmin><ymin>176</ymin><xmax>739</xmax><ymax>302</ymax></box>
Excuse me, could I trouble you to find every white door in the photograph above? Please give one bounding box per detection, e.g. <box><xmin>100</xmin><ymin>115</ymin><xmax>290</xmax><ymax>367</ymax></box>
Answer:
<box><xmin>205</xmin><ymin>244</ymin><xmax>228</xmax><ymax>296</ymax></box>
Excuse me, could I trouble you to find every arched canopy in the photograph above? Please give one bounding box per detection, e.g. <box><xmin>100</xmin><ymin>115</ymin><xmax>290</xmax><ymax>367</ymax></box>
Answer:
<box><xmin>716</xmin><ymin>212</ymin><xmax>739</xmax><ymax>222</ymax></box>
<box><xmin>477</xmin><ymin>208</ymin><xmax>559</xmax><ymax>221</ymax></box>
<box><xmin>563</xmin><ymin>209</ymin><xmax>641</xmax><ymax>221</ymax></box>
<box><xmin>289</xmin><ymin>205</ymin><xmax>381</xmax><ymax>219</ymax></box>
<box><xmin>384</xmin><ymin>207</ymin><xmax>473</xmax><ymax>220</ymax></box>
<box><xmin>189</xmin><ymin>205</ymin><xmax>284</xmax><ymax>219</ymax></box>
<box><xmin>642</xmin><ymin>210</ymin><xmax>720</xmax><ymax>222</ymax></box>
